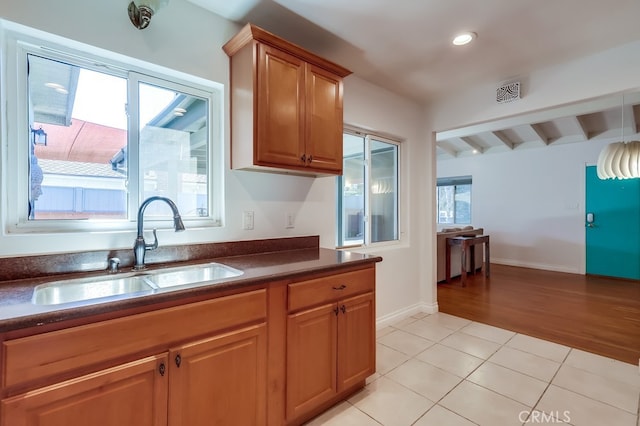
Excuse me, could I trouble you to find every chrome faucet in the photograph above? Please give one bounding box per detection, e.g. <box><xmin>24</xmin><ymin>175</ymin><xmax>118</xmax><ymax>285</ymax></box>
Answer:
<box><xmin>133</xmin><ymin>196</ymin><xmax>185</xmax><ymax>270</ymax></box>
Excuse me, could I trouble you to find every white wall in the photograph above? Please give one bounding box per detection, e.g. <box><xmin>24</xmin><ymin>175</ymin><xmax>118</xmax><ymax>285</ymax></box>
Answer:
<box><xmin>438</xmin><ymin>140</ymin><xmax>612</xmax><ymax>273</ymax></box>
<box><xmin>0</xmin><ymin>1</ymin><xmax>434</xmax><ymax>322</ymax></box>
<box><xmin>432</xmin><ymin>39</ymin><xmax>640</xmax><ymax>274</ymax></box>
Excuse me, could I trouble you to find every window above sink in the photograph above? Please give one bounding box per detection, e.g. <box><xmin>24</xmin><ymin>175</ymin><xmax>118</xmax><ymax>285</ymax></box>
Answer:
<box><xmin>2</xmin><ymin>21</ymin><xmax>225</xmax><ymax>236</ymax></box>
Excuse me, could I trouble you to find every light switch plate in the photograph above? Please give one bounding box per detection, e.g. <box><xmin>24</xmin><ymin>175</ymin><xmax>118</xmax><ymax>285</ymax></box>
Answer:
<box><xmin>285</xmin><ymin>212</ymin><xmax>295</xmax><ymax>229</ymax></box>
<box><xmin>243</xmin><ymin>211</ymin><xmax>254</xmax><ymax>230</ymax></box>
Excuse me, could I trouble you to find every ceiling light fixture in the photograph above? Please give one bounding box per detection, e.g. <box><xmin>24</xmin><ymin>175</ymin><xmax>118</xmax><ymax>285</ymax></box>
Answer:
<box><xmin>128</xmin><ymin>0</ymin><xmax>169</xmax><ymax>30</ymax></box>
<box><xmin>452</xmin><ymin>32</ymin><xmax>477</xmax><ymax>46</ymax></box>
<box><xmin>596</xmin><ymin>95</ymin><xmax>640</xmax><ymax>179</ymax></box>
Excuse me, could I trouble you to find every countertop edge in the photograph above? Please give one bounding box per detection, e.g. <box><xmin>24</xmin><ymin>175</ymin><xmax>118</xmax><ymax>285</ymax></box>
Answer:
<box><xmin>0</xmin><ymin>250</ymin><xmax>382</xmax><ymax>334</ymax></box>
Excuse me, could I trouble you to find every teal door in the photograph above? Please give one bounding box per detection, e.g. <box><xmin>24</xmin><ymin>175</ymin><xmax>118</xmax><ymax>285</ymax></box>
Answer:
<box><xmin>585</xmin><ymin>165</ymin><xmax>640</xmax><ymax>279</ymax></box>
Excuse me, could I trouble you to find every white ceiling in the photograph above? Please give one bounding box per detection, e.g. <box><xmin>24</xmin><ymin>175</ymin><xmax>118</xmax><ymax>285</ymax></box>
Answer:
<box><xmin>188</xmin><ymin>0</ymin><xmax>640</xmax><ymax>158</ymax></box>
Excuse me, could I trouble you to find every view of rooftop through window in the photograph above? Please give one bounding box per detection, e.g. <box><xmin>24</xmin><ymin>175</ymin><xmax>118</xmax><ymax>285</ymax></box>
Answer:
<box><xmin>28</xmin><ymin>53</ymin><xmax>210</xmax><ymax>222</ymax></box>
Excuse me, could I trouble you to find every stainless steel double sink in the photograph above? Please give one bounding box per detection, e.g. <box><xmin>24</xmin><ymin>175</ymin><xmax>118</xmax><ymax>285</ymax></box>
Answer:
<box><xmin>31</xmin><ymin>263</ymin><xmax>244</xmax><ymax>306</ymax></box>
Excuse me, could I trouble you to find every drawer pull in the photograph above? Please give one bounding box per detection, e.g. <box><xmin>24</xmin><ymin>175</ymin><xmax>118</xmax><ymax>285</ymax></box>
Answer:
<box><xmin>333</xmin><ymin>307</ymin><xmax>339</xmax><ymax>316</ymax></box>
<box><xmin>340</xmin><ymin>305</ymin><xmax>347</xmax><ymax>314</ymax></box>
<box><xmin>332</xmin><ymin>284</ymin><xmax>347</xmax><ymax>290</ymax></box>
<box><xmin>175</xmin><ymin>354</ymin><xmax>182</xmax><ymax>367</ymax></box>
<box><xmin>158</xmin><ymin>363</ymin><xmax>166</xmax><ymax>376</ymax></box>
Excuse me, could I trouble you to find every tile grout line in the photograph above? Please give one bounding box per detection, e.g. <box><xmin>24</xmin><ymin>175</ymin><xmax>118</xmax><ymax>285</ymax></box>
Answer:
<box><xmin>392</xmin><ymin>321</ymin><xmax>507</xmax><ymax>425</ymax></box>
<box><xmin>550</xmin><ymin>349</ymin><xmax>640</xmax><ymax>417</ymax></box>
<box><xmin>374</xmin><ymin>314</ymin><xmax>638</xmax><ymax>426</ymax></box>
<box><xmin>521</xmin><ymin>344</ymin><xmax>573</xmax><ymax>424</ymax></box>
<box><xmin>377</xmin><ymin>322</ymin><xmax>480</xmax><ymax>425</ymax></box>
<box><xmin>636</xmin><ymin>383</ymin><xmax>640</xmax><ymax>426</ymax></box>
<box><xmin>442</xmin><ymin>331</ymin><xmax>548</xmax><ymax>421</ymax></box>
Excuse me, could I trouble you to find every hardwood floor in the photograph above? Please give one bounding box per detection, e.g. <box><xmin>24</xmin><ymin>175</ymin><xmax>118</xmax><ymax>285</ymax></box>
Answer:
<box><xmin>437</xmin><ymin>264</ymin><xmax>640</xmax><ymax>365</ymax></box>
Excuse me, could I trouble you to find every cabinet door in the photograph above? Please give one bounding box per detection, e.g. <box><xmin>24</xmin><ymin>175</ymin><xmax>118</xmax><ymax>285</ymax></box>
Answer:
<box><xmin>305</xmin><ymin>64</ymin><xmax>344</xmax><ymax>173</ymax></box>
<box><xmin>1</xmin><ymin>354</ymin><xmax>168</xmax><ymax>426</ymax></box>
<box><xmin>337</xmin><ymin>292</ymin><xmax>375</xmax><ymax>392</ymax></box>
<box><xmin>286</xmin><ymin>303</ymin><xmax>337</xmax><ymax>420</ymax></box>
<box><xmin>168</xmin><ymin>323</ymin><xmax>267</xmax><ymax>426</ymax></box>
<box><xmin>256</xmin><ymin>44</ymin><xmax>306</xmax><ymax>168</ymax></box>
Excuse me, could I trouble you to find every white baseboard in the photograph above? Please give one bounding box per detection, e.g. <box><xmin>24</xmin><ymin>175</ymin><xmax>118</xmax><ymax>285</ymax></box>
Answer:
<box><xmin>491</xmin><ymin>258</ymin><xmax>581</xmax><ymax>274</ymax></box>
<box><xmin>376</xmin><ymin>302</ymin><xmax>439</xmax><ymax>330</ymax></box>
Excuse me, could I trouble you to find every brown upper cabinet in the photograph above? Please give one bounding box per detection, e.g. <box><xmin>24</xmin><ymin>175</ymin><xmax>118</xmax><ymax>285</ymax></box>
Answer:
<box><xmin>223</xmin><ymin>24</ymin><xmax>352</xmax><ymax>176</ymax></box>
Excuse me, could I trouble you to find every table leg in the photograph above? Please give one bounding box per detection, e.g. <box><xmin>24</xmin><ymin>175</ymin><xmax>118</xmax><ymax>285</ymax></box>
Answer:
<box><xmin>469</xmin><ymin>245</ymin><xmax>476</xmax><ymax>274</ymax></box>
<box><xmin>485</xmin><ymin>240</ymin><xmax>490</xmax><ymax>278</ymax></box>
<box><xmin>445</xmin><ymin>242</ymin><xmax>451</xmax><ymax>283</ymax></box>
<box><xmin>460</xmin><ymin>242</ymin><xmax>467</xmax><ymax>287</ymax></box>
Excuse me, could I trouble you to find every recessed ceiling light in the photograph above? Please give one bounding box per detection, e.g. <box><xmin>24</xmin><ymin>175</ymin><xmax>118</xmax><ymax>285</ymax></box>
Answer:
<box><xmin>452</xmin><ymin>32</ymin><xmax>477</xmax><ymax>46</ymax></box>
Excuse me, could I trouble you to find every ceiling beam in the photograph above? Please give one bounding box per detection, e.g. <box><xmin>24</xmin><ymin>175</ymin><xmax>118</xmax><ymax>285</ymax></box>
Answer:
<box><xmin>528</xmin><ymin>124</ymin><xmax>550</xmax><ymax>145</ymax></box>
<box><xmin>435</xmin><ymin>92</ymin><xmax>640</xmax><ymax>141</ymax></box>
<box><xmin>459</xmin><ymin>137</ymin><xmax>484</xmax><ymax>153</ymax></box>
<box><xmin>436</xmin><ymin>143</ymin><xmax>458</xmax><ymax>158</ymax></box>
<box><xmin>570</xmin><ymin>115</ymin><xmax>589</xmax><ymax>140</ymax></box>
<box><xmin>489</xmin><ymin>131</ymin><xmax>515</xmax><ymax>149</ymax></box>
<box><xmin>623</xmin><ymin>104</ymin><xmax>637</xmax><ymax>136</ymax></box>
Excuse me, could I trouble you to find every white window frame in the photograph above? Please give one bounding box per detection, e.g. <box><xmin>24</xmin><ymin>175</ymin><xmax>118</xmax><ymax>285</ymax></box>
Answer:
<box><xmin>337</xmin><ymin>127</ymin><xmax>401</xmax><ymax>248</ymax></box>
<box><xmin>1</xmin><ymin>23</ymin><xmax>224</xmax><ymax>234</ymax></box>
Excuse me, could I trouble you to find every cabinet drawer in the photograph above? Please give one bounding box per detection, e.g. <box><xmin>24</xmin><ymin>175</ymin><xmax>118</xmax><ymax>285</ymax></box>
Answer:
<box><xmin>288</xmin><ymin>268</ymin><xmax>374</xmax><ymax>312</ymax></box>
<box><xmin>3</xmin><ymin>289</ymin><xmax>266</xmax><ymax>391</ymax></box>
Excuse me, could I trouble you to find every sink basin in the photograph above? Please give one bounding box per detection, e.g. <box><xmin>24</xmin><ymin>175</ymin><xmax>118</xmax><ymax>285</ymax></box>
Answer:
<box><xmin>31</xmin><ymin>262</ymin><xmax>243</xmax><ymax>305</ymax></box>
<box><xmin>145</xmin><ymin>263</ymin><xmax>244</xmax><ymax>288</ymax></box>
<box><xmin>32</xmin><ymin>275</ymin><xmax>154</xmax><ymax>305</ymax></box>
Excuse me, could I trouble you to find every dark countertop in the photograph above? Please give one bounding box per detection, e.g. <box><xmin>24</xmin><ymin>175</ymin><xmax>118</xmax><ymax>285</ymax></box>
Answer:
<box><xmin>0</xmin><ymin>240</ymin><xmax>382</xmax><ymax>333</ymax></box>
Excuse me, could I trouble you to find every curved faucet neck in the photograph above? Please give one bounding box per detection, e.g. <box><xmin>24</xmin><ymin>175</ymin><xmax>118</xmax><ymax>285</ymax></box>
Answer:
<box><xmin>133</xmin><ymin>196</ymin><xmax>185</xmax><ymax>271</ymax></box>
<box><xmin>137</xmin><ymin>196</ymin><xmax>182</xmax><ymax>237</ymax></box>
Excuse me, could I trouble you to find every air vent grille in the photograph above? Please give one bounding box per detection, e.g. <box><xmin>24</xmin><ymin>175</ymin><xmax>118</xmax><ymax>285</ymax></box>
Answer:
<box><xmin>496</xmin><ymin>81</ymin><xmax>521</xmax><ymax>103</ymax></box>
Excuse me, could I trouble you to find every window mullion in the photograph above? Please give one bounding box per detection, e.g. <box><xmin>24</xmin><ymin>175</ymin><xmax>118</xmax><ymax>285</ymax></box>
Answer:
<box><xmin>364</xmin><ymin>135</ymin><xmax>372</xmax><ymax>246</ymax></box>
<box><xmin>127</xmin><ymin>73</ymin><xmax>141</xmax><ymax>221</ymax></box>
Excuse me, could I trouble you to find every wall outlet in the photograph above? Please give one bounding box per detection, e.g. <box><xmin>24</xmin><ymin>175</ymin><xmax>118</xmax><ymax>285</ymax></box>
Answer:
<box><xmin>243</xmin><ymin>211</ymin><xmax>254</xmax><ymax>230</ymax></box>
<box><xmin>285</xmin><ymin>212</ymin><xmax>295</xmax><ymax>229</ymax></box>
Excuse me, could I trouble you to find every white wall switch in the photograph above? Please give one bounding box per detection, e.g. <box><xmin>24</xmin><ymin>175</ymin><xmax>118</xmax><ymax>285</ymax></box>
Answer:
<box><xmin>243</xmin><ymin>211</ymin><xmax>254</xmax><ymax>230</ymax></box>
<box><xmin>285</xmin><ymin>212</ymin><xmax>295</xmax><ymax>229</ymax></box>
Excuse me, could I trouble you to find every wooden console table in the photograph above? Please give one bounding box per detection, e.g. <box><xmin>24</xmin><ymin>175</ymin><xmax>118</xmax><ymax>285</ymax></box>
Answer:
<box><xmin>445</xmin><ymin>235</ymin><xmax>490</xmax><ymax>287</ymax></box>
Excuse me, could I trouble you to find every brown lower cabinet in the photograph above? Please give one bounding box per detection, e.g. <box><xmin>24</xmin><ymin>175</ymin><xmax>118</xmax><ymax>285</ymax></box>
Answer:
<box><xmin>0</xmin><ymin>265</ymin><xmax>377</xmax><ymax>426</ymax></box>
<box><xmin>1</xmin><ymin>354</ymin><xmax>169</xmax><ymax>426</ymax></box>
<box><xmin>168</xmin><ymin>323</ymin><xmax>267</xmax><ymax>426</ymax></box>
<box><xmin>1</xmin><ymin>323</ymin><xmax>267</xmax><ymax>426</ymax></box>
<box><xmin>286</xmin><ymin>292</ymin><xmax>375</xmax><ymax>421</ymax></box>
<box><xmin>285</xmin><ymin>268</ymin><xmax>376</xmax><ymax>425</ymax></box>
<box><xmin>1</xmin><ymin>289</ymin><xmax>268</xmax><ymax>426</ymax></box>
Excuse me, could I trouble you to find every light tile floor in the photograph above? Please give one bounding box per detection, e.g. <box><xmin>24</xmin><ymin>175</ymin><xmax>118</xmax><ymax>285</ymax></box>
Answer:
<box><xmin>306</xmin><ymin>312</ymin><xmax>640</xmax><ymax>426</ymax></box>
